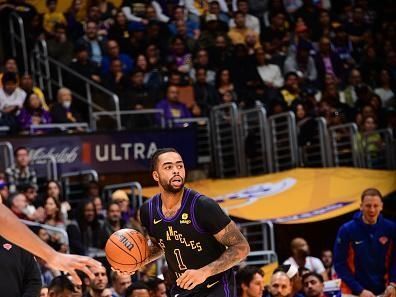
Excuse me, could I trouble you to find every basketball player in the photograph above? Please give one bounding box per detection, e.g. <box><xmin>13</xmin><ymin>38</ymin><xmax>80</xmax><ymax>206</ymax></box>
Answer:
<box><xmin>138</xmin><ymin>148</ymin><xmax>250</xmax><ymax>297</ymax></box>
<box><xmin>0</xmin><ymin>201</ymin><xmax>101</xmax><ymax>285</ymax></box>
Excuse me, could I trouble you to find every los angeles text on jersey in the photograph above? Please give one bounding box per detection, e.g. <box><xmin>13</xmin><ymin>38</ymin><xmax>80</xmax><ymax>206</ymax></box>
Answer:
<box><xmin>158</xmin><ymin>226</ymin><xmax>203</xmax><ymax>252</ymax></box>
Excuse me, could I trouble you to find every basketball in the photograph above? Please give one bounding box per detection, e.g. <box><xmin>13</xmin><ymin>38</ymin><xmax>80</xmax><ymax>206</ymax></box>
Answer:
<box><xmin>105</xmin><ymin>229</ymin><xmax>149</xmax><ymax>273</ymax></box>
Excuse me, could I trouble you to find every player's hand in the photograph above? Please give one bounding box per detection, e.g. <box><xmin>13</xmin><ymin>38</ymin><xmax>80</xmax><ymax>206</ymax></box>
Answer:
<box><xmin>359</xmin><ymin>289</ymin><xmax>376</xmax><ymax>297</ymax></box>
<box><xmin>110</xmin><ymin>266</ymin><xmax>136</xmax><ymax>276</ymax></box>
<box><xmin>46</xmin><ymin>251</ymin><xmax>102</xmax><ymax>285</ymax></box>
<box><xmin>176</xmin><ymin>269</ymin><xmax>208</xmax><ymax>290</ymax></box>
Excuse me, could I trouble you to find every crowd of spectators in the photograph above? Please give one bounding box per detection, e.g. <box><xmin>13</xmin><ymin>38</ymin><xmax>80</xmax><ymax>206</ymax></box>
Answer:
<box><xmin>0</xmin><ymin>0</ymin><xmax>394</xmax><ymax>138</ymax></box>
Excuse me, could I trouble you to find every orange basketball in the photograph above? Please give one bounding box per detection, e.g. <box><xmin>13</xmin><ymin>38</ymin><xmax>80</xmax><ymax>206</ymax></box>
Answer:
<box><xmin>105</xmin><ymin>229</ymin><xmax>149</xmax><ymax>273</ymax></box>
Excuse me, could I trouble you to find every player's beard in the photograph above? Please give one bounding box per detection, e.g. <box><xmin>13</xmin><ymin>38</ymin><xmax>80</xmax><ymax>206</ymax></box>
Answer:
<box><xmin>160</xmin><ymin>175</ymin><xmax>185</xmax><ymax>193</ymax></box>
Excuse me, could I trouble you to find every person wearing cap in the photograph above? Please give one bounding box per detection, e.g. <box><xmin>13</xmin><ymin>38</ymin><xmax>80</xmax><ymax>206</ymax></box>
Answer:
<box><xmin>284</xmin><ymin>237</ymin><xmax>328</xmax><ymax>281</ymax></box>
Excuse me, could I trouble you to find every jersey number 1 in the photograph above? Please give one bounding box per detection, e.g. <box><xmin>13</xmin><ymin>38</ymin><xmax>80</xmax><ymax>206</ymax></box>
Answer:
<box><xmin>174</xmin><ymin>249</ymin><xmax>187</xmax><ymax>271</ymax></box>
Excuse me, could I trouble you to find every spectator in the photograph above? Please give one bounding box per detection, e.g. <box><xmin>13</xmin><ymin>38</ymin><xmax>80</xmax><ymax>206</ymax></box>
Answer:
<box><xmin>274</xmin><ymin>264</ymin><xmax>303</xmax><ymax>297</ymax></box>
<box><xmin>321</xmin><ymin>249</ymin><xmax>337</xmax><ymax>280</ymax></box>
<box><xmin>155</xmin><ymin>85</ymin><xmax>192</xmax><ymax>126</ymax></box>
<box><xmin>343</xmin><ymin>68</ymin><xmax>362</xmax><ymax>108</ymax></box>
<box><xmin>45</xmin><ymin>180</ymin><xmax>71</xmax><ymax>221</ymax></box>
<box><xmin>284</xmin><ymin>237</ymin><xmax>327</xmax><ymax>280</ymax></box>
<box><xmin>374</xmin><ymin>69</ymin><xmax>395</xmax><ymax>108</ymax></box>
<box><xmin>193</xmin><ymin>66</ymin><xmax>220</xmax><ymax>116</ymax></box>
<box><xmin>191</xmin><ymin>49</ymin><xmax>215</xmax><ymax>84</ymax></box>
<box><xmin>7</xmin><ymin>192</ymin><xmax>30</xmax><ymax>220</ymax></box>
<box><xmin>100</xmin><ymin>288</ymin><xmax>112</xmax><ymax>297</ymax></box>
<box><xmin>216</xmin><ymin>68</ymin><xmax>237</xmax><ymax>102</ymax></box>
<box><xmin>109</xmin><ymin>190</ymin><xmax>130</xmax><ymax>220</ymax></box>
<box><xmin>19</xmin><ymin>73</ymin><xmax>48</xmax><ymax>111</ymax></box>
<box><xmin>0</xmin><ymin>72</ymin><xmax>26</xmax><ymax>116</ymax></box>
<box><xmin>331</xmin><ymin>24</ymin><xmax>354</xmax><ymax>69</ymax></box>
<box><xmin>43</xmin><ymin>196</ymin><xmax>67</xmax><ymax>252</ymax></box>
<box><xmin>0</xmin><ymin>58</ymin><xmax>19</xmax><ymax>88</ymax></box>
<box><xmin>280</xmin><ymin>72</ymin><xmax>301</xmax><ymax>106</ymax></box>
<box><xmin>101</xmin><ymin>40</ymin><xmax>133</xmax><ymax>75</ymax></box>
<box><xmin>86</xmin><ymin>181</ymin><xmax>101</xmax><ymax>200</ymax></box>
<box><xmin>334</xmin><ymin>188</ymin><xmax>396</xmax><ymax>296</ymax></box>
<box><xmin>229</xmin><ymin>0</ymin><xmax>260</xmax><ymax>34</ymax></box>
<box><xmin>207</xmin><ymin>0</ymin><xmax>229</xmax><ymax>25</ymax></box>
<box><xmin>76</xmin><ymin>21</ymin><xmax>105</xmax><ymax>66</ymax></box>
<box><xmin>228</xmin><ymin>11</ymin><xmax>259</xmax><ymax>46</ymax></box>
<box><xmin>69</xmin><ymin>44</ymin><xmax>101</xmax><ymax>83</ymax></box>
<box><xmin>236</xmin><ymin>266</ymin><xmax>265</xmax><ymax>297</ymax></box>
<box><xmin>107</xmin><ymin>10</ymin><xmax>132</xmax><ymax>54</ymax></box>
<box><xmin>168</xmin><ymin>5</ymin><xmax>199</xmax><ymax>39</ymax></box>
<box><xmin>110</xmin><ymin>271</ymin><xmax>132</xmax><ymax>297</ymax></box>
<box><xmin>261</xmin><ymin>12</ymin><xmax>289</xmax><ymax>56</ymax></box>
<box><xmin>314</xmin><ymin>37</ymin><xmax>344</xmax><ymax>85</ymax></box>
<box><xmin>17</xmin><ymin>92</ymin><xmax>52</xmax><ymax>133</ymax></box>
<box><xmin>75</xmin><ymin>200</ymin><xmax>104</xmax><ymax>251</ymax></box>
<box><xmin>267</xmin><ymin>271</ymin><xmax>292</xmax><ymax>297</ymax></box>
<box><xmin>254</xmin><ymin>47</ymin><xmax>284</xmax><ymax>89</ymax></box>
<box><xmin>284</xmin><ymin>41</ymin><xmax>317</xmax><ymax>84</ymax></box>
<box><xmin>42</xmin><ymin>0</ymin><xmax>67</xmax><ymax>37</ymax></box>
<box><xmin>86</xmin><ymin>265</ymin><xmax>108</xmax><ymax>297</ymax></box>
<box><xmin>184</xmin><ymin>0</ymin><xmax>228</xmax><ymax>23</ymax></box>
<box><xmin>0</xmin><ymin>194</ymin><xmax>42</xmax><ymax>297</ymax></box>
<box><xmin>63</xmin><ymin>0</ymin><xmax>84</xmax><ymax>42</ymax></box>
<box><xmin>167</xmin><ymin>36</ymin><xmax>193</xmax><ymax>76</ymax></box>
<box><xmin>40</xmin><ymin>286</ymin><xmax>49</xmax><ymax>297</ymax></box>
<box><xmin>6</xmin><ymin>146</ymin><xmax>37</xmax><ymax>193</ymax></box>
<box><xmin>47</xmin><ymin>23</ymin><xmax>74</xmax><ymax>65</ymax></box>
<box><xmin>47</xmin><ymin>275</ymin><xmax>75</xmax><ymax>297</ymax></box>
<box><xmin>96</xmin><ymin>0</ymin><xmax>117</xmax><ymax>25</ymax></box>
<box><xmin>209</xmin><ymin>34</ymin><xmax>233</xmax><ymax>70</ymax></box>
<box><xmin>302</xmin><ymin>272</ymin><xmax>325</xmax><ymax>297</ymax></box>
<box><xmin>146</xmin><ymin>278</ymin><xmax>167</xmax><ymax>297</ymax></box>
<box><xmin>100</xmin><ymin>201</ymin><xmax>129</xmax><ymax>248</ymax></box>
<box><xmin>50</xmin><ymin>88</ymin><xmax>82</xmax><ymax>124</ymax></box>
<box><xmin>92</xmin><ymin>196</ymin><xmax>105</xmax><ymax>220</ymax></box>
<box><xmin>125</xmin><ymin>281</ymin><xmax>150</xmax><ymax>297</ymax></box>
<box><xmin>22</xmin><ymin>183</ymin><xmax>45</xmax><ymax>222</ymax></box>
<box><xmin>102</xmin><ymin>58</ymin><xmax>129</xmax><ymax>95</ymax></box>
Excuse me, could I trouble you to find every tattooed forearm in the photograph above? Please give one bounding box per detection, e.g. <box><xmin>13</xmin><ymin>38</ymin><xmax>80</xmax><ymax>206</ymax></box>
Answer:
<box><xmin>201</xmin><ymin>221</ymin><xmax>250</xmax><ymax>277</ymax></box>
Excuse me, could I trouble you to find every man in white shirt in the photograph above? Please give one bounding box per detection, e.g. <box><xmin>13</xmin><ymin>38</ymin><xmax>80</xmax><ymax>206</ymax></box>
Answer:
<box><xmin>229</xmin><ymin>0</ymin><xmax>261</xmax><ymax>34</ymax></box>
<box><xmin>255</xmin><ymin>47</ymin><xmax>284</xmax><ymax>88</ymax></box>
<box><xmin>0</xmin><ymin>72</ymin><xmax>26</xmax><ymax>114</ymax></box>
<box><xmin>283</xmin><ymin>237</ymin><xmax>328</xmax><ymax>281</ymax></box>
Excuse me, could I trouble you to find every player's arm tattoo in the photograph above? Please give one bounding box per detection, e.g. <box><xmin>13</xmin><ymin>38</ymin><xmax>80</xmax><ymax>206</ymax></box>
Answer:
<box><xmin>202</xmin><ymin>221</ymin><xmax>250</xmax><ymax>277</ymax></box>
<box><xmin>144</xmin><ymin>236</ymin><xmax>164</xmax><ymax>265</ymax></box>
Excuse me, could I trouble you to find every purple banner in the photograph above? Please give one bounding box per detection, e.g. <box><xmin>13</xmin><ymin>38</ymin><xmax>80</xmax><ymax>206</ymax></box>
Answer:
<box><xmin>6</xmin><ymin>129</ymin><xmax>197</xmax><ymax>174</ymax></box>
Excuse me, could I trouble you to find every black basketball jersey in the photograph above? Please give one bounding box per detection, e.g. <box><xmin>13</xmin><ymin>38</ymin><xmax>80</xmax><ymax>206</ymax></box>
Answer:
<box><xmin>140</xmin><ymin>188</ymin><xmax>233</xmax><ymax>295</ymax></box>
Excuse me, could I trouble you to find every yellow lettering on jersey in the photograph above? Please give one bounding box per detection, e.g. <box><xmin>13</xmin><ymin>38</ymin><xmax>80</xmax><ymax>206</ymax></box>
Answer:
<box><xmin>166</xmin><ymin>231</ymin><xmax>171</xmax><ymax>241</ymax></box>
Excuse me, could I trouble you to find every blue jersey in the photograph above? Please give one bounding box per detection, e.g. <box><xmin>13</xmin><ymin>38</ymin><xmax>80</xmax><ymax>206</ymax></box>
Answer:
<box><xmin>333</xmin><ymin>212</ymin><xmax>396</xmax><ymax>295</ymax></box>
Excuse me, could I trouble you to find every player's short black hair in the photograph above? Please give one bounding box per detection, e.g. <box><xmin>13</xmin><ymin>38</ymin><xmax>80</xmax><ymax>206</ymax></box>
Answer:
<box><xmin>14</xmin><ymin>146</ymin><xmax>29</xmax><ymax>156</ymax></box>
<box><xmin>302</xmin><ymin>272</ymin><xmax>324</xmax><ymax>284</ymax></box>
<box><xmin>1</xmin><ymin>72</ymin><xmax>18</xmax><ymax>85</ymax></box>
<box><xmin>48</xmin><ymin>275</ymin><xmax>76</xmax><ymax>294</ymax></box>
<box><xmin>361</xmin><ymin>188</ymin><xmax>383</xmax><ymax>202</ymax></box>
<box><xmin>150</xmin><ymin>148</ymin><xmax>180</xmax><ymax>172</ymax></box>
<box><xmin>236</xmin><ymin>266</ymin><xmax>264</xmax><ymax>295</ymax></box>
<box><xmin>125</xmin><ymin>282</ymin><xmax>149</xmax><ymax>297</ymax></box>
<box><xmin>146</xmin><ymin>277</ymin><xmax>165</xmax><ymax>292</ymax></box>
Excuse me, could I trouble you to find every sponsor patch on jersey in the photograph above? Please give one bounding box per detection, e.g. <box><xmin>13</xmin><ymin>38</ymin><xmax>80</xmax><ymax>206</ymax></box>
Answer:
<box><xmin>379</xmin><ymin>236</ymin><xmax>389</xmax><ymax>245</ymax></box>
<box><xmin>180</xmin><ymin>213</ymin><xmax>191</xmax><ymax>224</ymax></box>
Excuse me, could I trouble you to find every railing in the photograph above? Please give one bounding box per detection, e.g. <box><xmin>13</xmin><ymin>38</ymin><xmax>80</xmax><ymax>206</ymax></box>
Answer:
<box><xmin>31</xmin><ymin>40</ymin><xmax>121</xmax><ymax>130</ymax></box>
<box><xmin>103</xmin><ymin>182</ymin><xmax>143</xmax><ymax>211</ymax></box>
<box><xmin>328</xmin><ymin>123</ymin><xmax>361</xmax><ymax>167</ymax></box>
<box><xmin>298</xmin><ymin>117</ymin><xmax>330</xmax><ymax>167</ymax></box>
<box><xmin>92</xmin><ymin>109</ymin><xmax>166</xmax><ymax>130</ymax></box>
<box><xmin>30</xmin><ymin>123</ymin><xmax>90</xmax><ymax>134</ymax></box>
<box><xmin>239</xmin><ymin>221</ymin><xmax>277</xmax><ymax>266</ymax></box>
<box><xmin>240</xmin><ymin>103</ymin><xmax>272</xmax><ymax>175</ymax></box>
<box><xmin>21</xmin><ymin>219</ymin><xmax>69</xmax><ymax>252</ymax></box>
<box><xmin>211</xmin><ymin>103</ymin><xmax>244</xmax><ymax>177</ymax></box>
<box><xmin>170</xmin><ymin>117</ymin><xmax>211</xmax><ymax>164</ymax></box>
<box><xmin>0</xmin><ymin>126</ymin><xmax>10</xmax><ymax>133</ymax></box>
<box><xmin>61</xmin><ymin>170</ymin><xmax>99</xmax><ymax>205</ymax></box>
<box><xmin>9</xmin><ymin>12</ymin><xmax>29</xmax><ymax>72</ymax></box>
<box><xmin>0</xmin><ymin>141</ymin><xmax>14</xmax><ymax>172</ymax></box>
<box><xmin>268</xmin><ymin>112</ymin><xmax>299</xmax><ymax>172</ymax></box>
